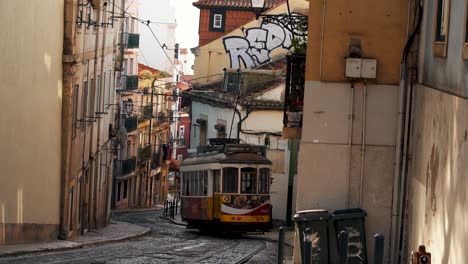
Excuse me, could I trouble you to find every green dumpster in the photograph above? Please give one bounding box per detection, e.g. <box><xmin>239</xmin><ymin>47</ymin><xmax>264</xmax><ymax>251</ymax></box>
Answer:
<box><xmin>294</xmin><ymin>209</ymin><xmax>329</xmax><ymax>264</ymax></box>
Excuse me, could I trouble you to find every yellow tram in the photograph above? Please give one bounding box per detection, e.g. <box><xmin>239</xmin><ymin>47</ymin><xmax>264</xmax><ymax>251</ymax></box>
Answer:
<box><xmin>180</xmin><ymin>139</ymin><xmax>272</xmax><ymax>232</ymax></box>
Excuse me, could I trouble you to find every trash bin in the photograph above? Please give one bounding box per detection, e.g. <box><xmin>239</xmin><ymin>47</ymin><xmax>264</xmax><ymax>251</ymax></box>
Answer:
<box><xmin>294</xmin><ymin>209</ymin><xmax>330</xmax><ymax>264</ymax></box>
<box><xmin>329</xmin><ymin>208</ymin><xmax>367</xmax><ymax>264</ymax></box>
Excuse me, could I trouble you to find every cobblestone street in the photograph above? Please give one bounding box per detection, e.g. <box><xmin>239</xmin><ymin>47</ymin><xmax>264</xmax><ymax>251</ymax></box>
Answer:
<box><xmin>0</xmin><ymin>211</ymin><xmax>291</xmax><ymax>264</ymax></box>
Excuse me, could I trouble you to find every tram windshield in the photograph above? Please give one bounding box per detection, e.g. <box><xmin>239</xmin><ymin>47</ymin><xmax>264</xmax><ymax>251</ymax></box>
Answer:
<box><xmin>222</xmin><ymin>167</ymin><xmax>238</xmax><ymax>193</ymax></box>
<box><xmin>240</xmin><ymin>167</ymin><xmax>257</xmax><ymax>194</ymax></box>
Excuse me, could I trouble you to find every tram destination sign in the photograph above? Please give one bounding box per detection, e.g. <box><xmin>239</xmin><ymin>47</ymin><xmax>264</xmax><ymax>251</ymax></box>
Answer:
<box><xmin>224</xmin><ymin>144</ymin><xmax>266</xmax><ymax>156</ymax></box>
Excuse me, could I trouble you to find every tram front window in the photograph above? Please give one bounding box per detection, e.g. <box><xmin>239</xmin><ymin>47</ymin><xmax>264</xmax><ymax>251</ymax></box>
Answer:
<box><xmin>223</xmin><ymin>167</ymin><xmax>238</xmax><ymax>193</ymax></box>
<box><xmin>241</xmin><ymin>167</ymin><xmax>257</xmax><ymax>194</ymax></box>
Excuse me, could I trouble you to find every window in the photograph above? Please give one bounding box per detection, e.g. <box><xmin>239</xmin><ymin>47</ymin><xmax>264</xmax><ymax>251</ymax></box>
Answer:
<box><xmin>117</xmin><ymin>181</ymin><xmax>121</xmax><ymax>201</ymax></box>
<box><xmin>72</xmin><ymin>85</ymin><xmax>79</xmax><ymax>137</ymax></box>
<box><xmin>77</xmin><ymin>178</ymin><xmax>82</xmax><ymax>223</ymax></box>
<box><xmin>88</xmin><ymin>78</ymin><xmax>94</xmax><ymax>123</ymax></box>
<box><xmin>223</xmin><ymin>167</ymin><xmax>238</xmax><ymax>193</ymax></box>
<box><xmin>179</xmin><ymin>126</ymin><xmax>185</xmax><ymax>146</ymax></box>
<box><xmin>213</xmin><ymin>14</ymin><xmax>222</xmax><ymax>28</ymax></box>
<box><xmin>223</xmin><ymin>72</ymin><xmax>241</xmax><ymax>93</ymax></box>
<box><xmin>68</xmin><ymin>187</ymin><xmax>74</xmax><ymax>230</ymax></box>
<box><xmin>259</xmin><ymin>168</ymin><xmax>270</xmax><ymax>194</ymax></box>
<box><xmin>81</xmin><ymin>81</ymin><xmax>88</xmax><ymax>130</ymax></box>
<box><xmin>213</xmin><ymin>170</ymin><xmax>221</xmax><ymax>193</ymax></box>
<box><xmin>95</xmin><ymin>76</ymin><xmax>101</xmax><ymax>113</ymax></box>
<box><xmin>108</xmin><ymin>70</ymin><xmax>113</xmax><ymax>104</ymax></box>
<box><xmin>210</xmin><ymin>10</ymin><xmax>225</xmax><ymax>32</ymax></box>
<box><xmin>126</xmin><ymin>140</ymin><xmax>131</xmax><ymax>158</ymax></box>
<box><xmin>177</xmin><ymin>154</ymin><xmax>183</xmax><ymax>162</ymax></box>
<box><xmin>123</xmin><ymin>179</ymin><xmax>128</xmax><ymax>199</ymax></box>
<box><xmin>103</xmin><ymin>72</ymin><xmax>107</xmax><ymax>107</ymax></box>
<box><xmin>241</xmin><ymin>167</ymin><xmax>257</xmax><ymax>194</ymax></box>
<box><xmin>203</xmin><ymin>171</ymin><xmax>208</xmax><ymax>195</ymax></box>
<box><xmin>433</xmin><ymin>0</ymin><xmax>450</xmax><ymax>57</ymax></box>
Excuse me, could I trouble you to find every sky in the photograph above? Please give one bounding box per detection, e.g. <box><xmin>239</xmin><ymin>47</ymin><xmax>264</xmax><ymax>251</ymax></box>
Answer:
<box><xmin>138</xmin><ymin>0</ymin><xmax>199</xmax><ymax>75</ymax></box>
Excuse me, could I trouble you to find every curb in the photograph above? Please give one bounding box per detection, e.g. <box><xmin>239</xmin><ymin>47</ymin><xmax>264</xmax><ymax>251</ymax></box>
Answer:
<box><xmin>159</xmin><ymin>216</ymin><xmax>188</xmax><ymax>227</ymax></box>
<box><xmin>0</xmin><ymin>228</ymin><xmax>151</xmax><ymax>258</ymax></box>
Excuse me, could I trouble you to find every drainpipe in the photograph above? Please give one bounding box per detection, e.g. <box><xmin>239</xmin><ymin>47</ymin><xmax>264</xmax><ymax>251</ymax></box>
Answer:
<box><xmin>358</xmin><ymin>80</ymin><xmax>367</xmax><ymax>207</ymax></box>
<box><xmin>389</xmin><ymin>1</ymin><xmax>423</xmax><ymax>262</ymax></box>
<box><xmin>346</xmin><ymin>82</ymin><xmax>355</xmax><ymax>208</ymax></box>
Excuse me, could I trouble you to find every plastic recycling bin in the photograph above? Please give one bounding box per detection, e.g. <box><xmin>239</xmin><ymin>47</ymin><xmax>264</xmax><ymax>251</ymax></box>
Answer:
<box><xmin>330</xmin><ymin>208</ymin><xmax>367</xmax><ymax>264</ymax></box>
<box><xmin>294</xmin><ymin>209</ymin><xmax>329</xmax><ymax>264</ymax></box>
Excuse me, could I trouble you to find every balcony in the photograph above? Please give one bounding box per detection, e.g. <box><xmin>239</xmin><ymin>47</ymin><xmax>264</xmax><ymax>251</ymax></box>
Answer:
<box><xmin>154</xmin><ymin>111</ymin><xmax>168</xmax><ymax>126</ymax></box>
<box><xmin>283</xmin><ymin>54</ymin><xmax>305</xmax><ymax>139</ymax></box>
<box><xmin>141</xmin><ymin>105</ymin><xmax>153</xmax><ymax>121</ymax></box>
<box><xmin>123</xmin><ymin>33</ymin><xmax>140</xmax><ymax>49</ymax></box>
<box><xmin>124</xmin><ymin>116</ymin><xmax>138</xmax><ymax>132</ymax></box>
<box><xmin>121</xmin><ymin>157</ymin><xmax>136</xmax><ymax>175</ymax></box>
<box><xmin>121</xmin><ymin>75</ymin><xmax>139</xmax><ymax>91</ymax></box>
<box><xmin>138</xmin><ymin>144</ymin><xmax>151</xmax><ymax>164</ymax></box>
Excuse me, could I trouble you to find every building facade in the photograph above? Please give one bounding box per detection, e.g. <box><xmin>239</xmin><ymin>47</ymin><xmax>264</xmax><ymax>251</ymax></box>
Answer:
<box><xmin>404</xmin><ymin>0</ymin><xmax>468</xmax><ymax>262</ymax></box>
<box><xmin>61</xmin><ymin>0</ymin><xmax>125</xmax><ymax>239</ymax></box>
<box><xmin>0</xmin><ymin>0</ymin><xmax>63</xmax><ymax>245</ymax></box>
<box><xmin>292</xmin><ymin>0</ymin><xmax>412</xmax><ymax>262</ymax></box>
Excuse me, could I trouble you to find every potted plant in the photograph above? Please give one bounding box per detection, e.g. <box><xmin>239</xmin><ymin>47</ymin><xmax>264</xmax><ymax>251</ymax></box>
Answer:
<box><xmin>286</xmin><ymin>98</ymin><xmax>303</xmax><ymax>127</ymax></box>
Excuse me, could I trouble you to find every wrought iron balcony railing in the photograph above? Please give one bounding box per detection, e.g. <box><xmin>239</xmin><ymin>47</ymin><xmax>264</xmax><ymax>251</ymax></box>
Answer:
<box><xmin>138</xmin><ymin>144</ymin><xmax>151</xmax><ymax>164</ymax></box>
<box><xmin>121</xmin><ymin>157</ymin><xmax>136</xmax><ymax>175</ymax></box>
<box><xmin>122</xmin><ymin>33</ymin><xmax>140</xmax><ymax>49</ymax></box>
<box><xmin>121</xmin><ymin>75</ymin><xmax>139</xmax><ymax>91</ymax></box>
<box><xmin>124</xmin><ymin>116</ymin><xmax>138</xmax><ymax>132</ymax></box>
<box><xmin>141</xmin><ymin>105</ymin><xmax>153</xmax><ymax>120</ymax></box>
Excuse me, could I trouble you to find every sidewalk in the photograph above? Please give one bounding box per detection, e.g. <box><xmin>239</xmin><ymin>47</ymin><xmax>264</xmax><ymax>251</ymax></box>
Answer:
<box><xmin>111</xmin><ymin>204</ymin><xmax>164</xmax><ymax>215</ymax></box>
<box><xmin>0</xmin><ymin>220</ymin><xmax>150</xmax><ymax>258</ymax></box>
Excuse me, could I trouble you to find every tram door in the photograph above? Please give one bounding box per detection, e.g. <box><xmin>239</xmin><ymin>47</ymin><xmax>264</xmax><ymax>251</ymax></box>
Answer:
<box><xmin>212</xmin><ymin>170</ymin><xmax>221</xmax><ymax>218</ymax></box>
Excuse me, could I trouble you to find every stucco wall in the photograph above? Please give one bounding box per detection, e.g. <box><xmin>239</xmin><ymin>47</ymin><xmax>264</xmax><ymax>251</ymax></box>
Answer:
<box><xmin>0</xmin><ymin>0</ymin><xmax>63</xmax><ymax>232</ymax></box>
<box><xmin>296</xmin><ymin>81</ymin><xmax>398</xmax><ymax>261</ymax></box>
<box><xmin>305</xmin><ymin>0</ymin><xmax>408</xmax><ymax>84</ymax></box>
<box><xmin>406</xmin><ymin>84</ymin><xmax>468</xmax><ymax>263</ymax></box>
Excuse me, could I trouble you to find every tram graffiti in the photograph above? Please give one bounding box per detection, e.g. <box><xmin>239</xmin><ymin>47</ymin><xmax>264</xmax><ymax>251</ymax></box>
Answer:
<box><xmin>223</xmin><ymin>14</ymin><xmax>308</xmax><ymax>69</ymax></box>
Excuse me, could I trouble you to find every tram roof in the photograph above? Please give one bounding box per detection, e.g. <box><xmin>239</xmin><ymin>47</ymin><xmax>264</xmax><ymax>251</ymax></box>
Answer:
<box><xmin>181</xmin><ymin>144</ymin><xmax>272</xmax><ymax>166</ymax></box>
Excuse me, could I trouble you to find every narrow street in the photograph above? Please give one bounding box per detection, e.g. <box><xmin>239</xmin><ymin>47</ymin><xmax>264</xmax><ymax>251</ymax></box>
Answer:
<box><xmin>0</xmin><ymin>211</ymin><xmax>286</xmax><ymax>264</ymax></box>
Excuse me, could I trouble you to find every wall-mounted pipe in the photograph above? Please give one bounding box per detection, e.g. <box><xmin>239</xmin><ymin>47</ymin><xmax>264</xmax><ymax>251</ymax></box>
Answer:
<box><xmin>389</xmin><ymin>0</ymin><xmax>423</xmax><ymax>262</ymax></box>
<box><xmin>346</xmin><ymin>82</ymin><xmax>355</xmax><ymax>208</ymax></box>
<box><xmin>358</xmin><ymin>81</ymin><xmax>368</xmax><ymax>207</ymax></box>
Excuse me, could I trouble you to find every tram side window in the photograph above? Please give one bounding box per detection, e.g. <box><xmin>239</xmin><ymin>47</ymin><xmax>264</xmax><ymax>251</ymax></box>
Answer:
<box><xmin>223</xmin><ymin>167</ymin><xmax>238</xmax><ymax>193</ymax></box>
<box><xmin>184</xmin><ymin>172</ymin><xmax>189</xmax><ymax>195</ymax></box>
<box><xmin>241</xmin><ymin>167</ymin><xmax>257</xmax><ymax>194</ymax></box>
<box><xmin>259</xmin><ymin>168</ymin><xmax>270</xmax><ymax>194</ymax></box>
<box><xmin>203</xmin><ymin>171</ymin><xmax>208</xmax><ymax>195</ymax></box>
<box><xmin>213</xmin><ymin>170</ymin><xmax>221</xmax><ymax>193</ymax></box>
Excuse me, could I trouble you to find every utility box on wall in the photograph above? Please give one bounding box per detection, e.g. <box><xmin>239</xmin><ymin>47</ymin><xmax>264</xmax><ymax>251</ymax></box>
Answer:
<box><xmin>345</xmin><ymin>58</ymin><xmax>377</xmax><ymax>79</ymax></box>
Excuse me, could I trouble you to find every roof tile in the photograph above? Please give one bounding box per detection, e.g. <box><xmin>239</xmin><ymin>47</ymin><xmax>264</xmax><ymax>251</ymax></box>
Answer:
<box><xmin>193</xmin><ymin>0</ymin><xmax>284</xmax><ymax>9</ymax></box>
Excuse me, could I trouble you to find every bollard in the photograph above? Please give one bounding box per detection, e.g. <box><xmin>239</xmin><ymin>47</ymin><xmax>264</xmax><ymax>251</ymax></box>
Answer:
<box><xmin>277</xmin><ymin>227</ymin><xmax>285</xmax><ymax>264</ymax></box>
<box><xmin>303</xmin><ymin>228</ymin><xmax>312</xmax><ymax>264</ymax></box>
<box><xmin>373</xmin><ymin>234</ymin><xmax>385</xmax><ymax>264</ymax></box>
<box><xmin>338</xmin><ymin>230</ymin><xmax>349</xmax><ymax>264</ymax></box>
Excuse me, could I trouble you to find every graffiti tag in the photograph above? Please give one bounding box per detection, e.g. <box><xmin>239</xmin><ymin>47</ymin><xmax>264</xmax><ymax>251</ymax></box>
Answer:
<box><xmin>223</xmin><ymin>15</ymin><xmax>307</xmax><ymax>69</ymax></box>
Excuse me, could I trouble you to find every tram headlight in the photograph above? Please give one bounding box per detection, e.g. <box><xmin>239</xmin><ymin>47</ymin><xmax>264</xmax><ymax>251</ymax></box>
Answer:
<box><xmin>222</xmin><ymin>195</ymin><xmax>231</xmax><ymax>203</ymax></box>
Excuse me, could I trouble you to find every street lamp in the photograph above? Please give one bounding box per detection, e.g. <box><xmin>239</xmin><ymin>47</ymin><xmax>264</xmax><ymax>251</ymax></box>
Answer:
<box><xmin>251</xmin><ymin>0</ymin><xmax>266</xmax><ymax>19</ymax></box>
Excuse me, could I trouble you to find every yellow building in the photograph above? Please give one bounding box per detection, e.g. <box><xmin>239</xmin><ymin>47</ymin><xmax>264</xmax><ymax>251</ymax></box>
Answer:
<box><xmin>0</xmin><ymin>1</ymin><xmax>63</xmax><ymax>244</ymax></box>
